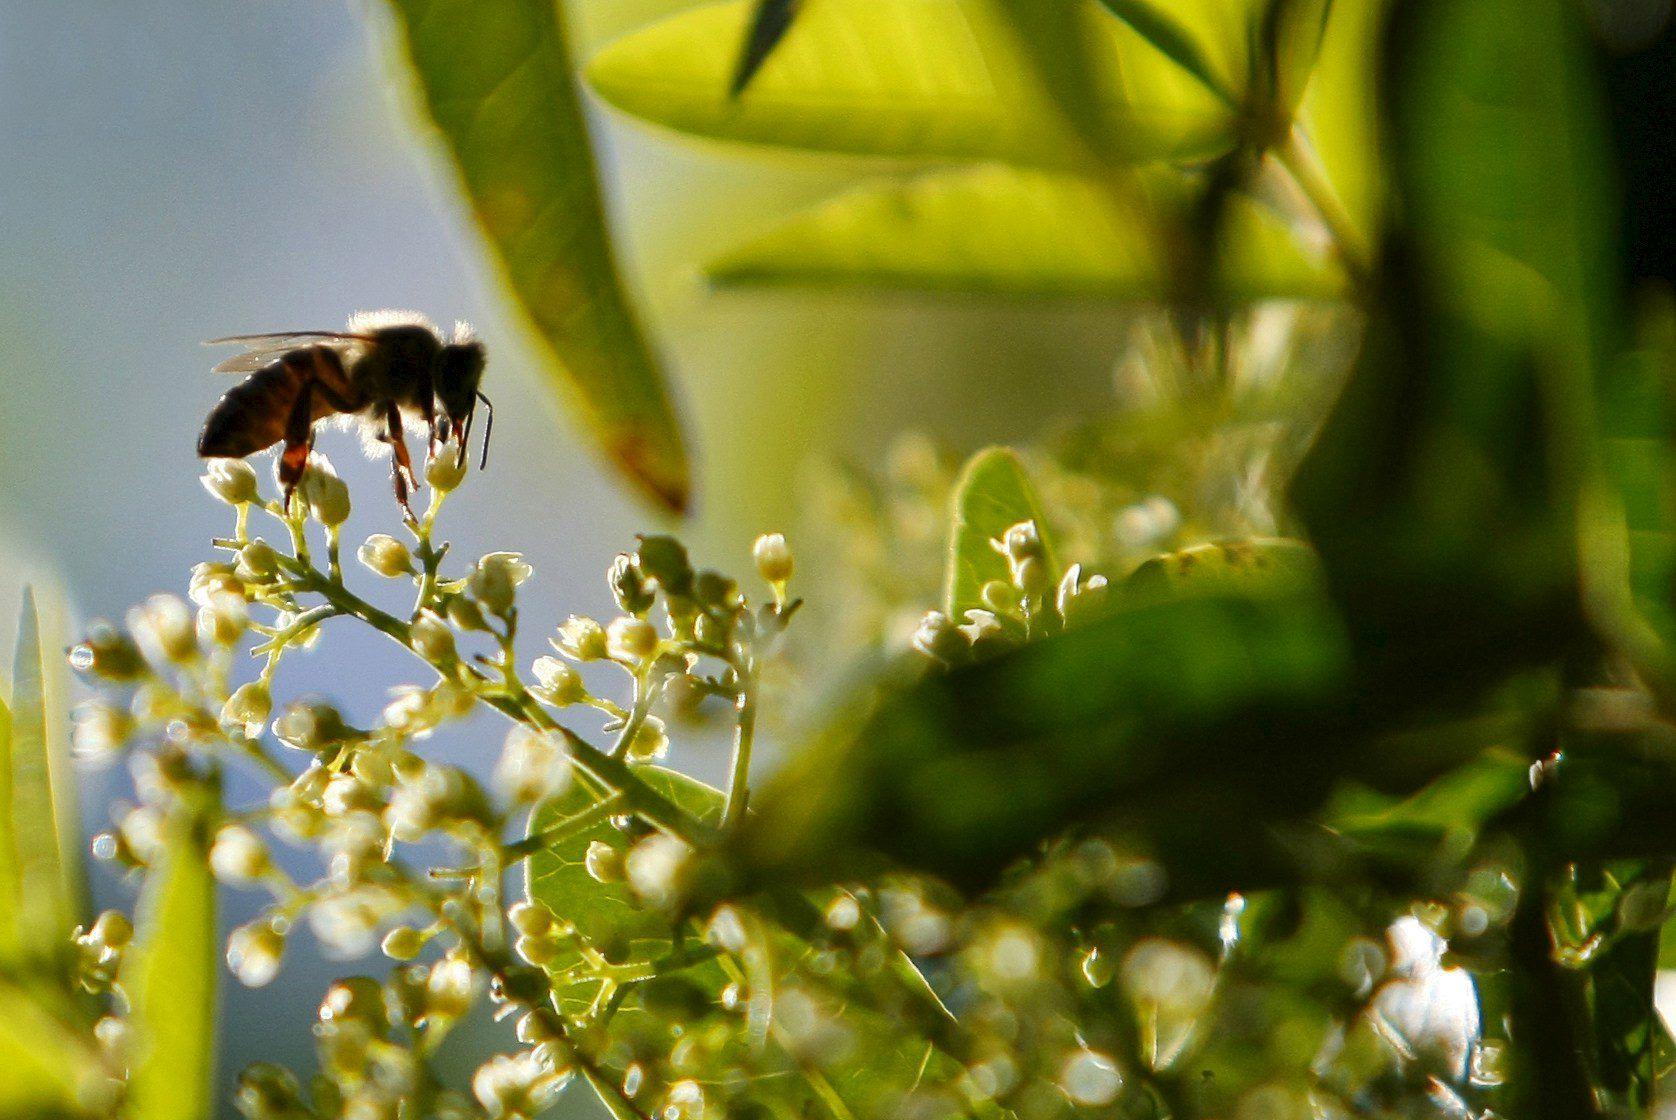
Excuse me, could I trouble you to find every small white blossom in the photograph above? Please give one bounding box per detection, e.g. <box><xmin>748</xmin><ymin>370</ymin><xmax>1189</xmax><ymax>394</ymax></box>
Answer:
<box><xmin>358</xmin><ymin>534</ymin><xmax>415</xmax><ymax>578</ymax></box>
<box><xmin>210</xmin><ymin>824</ymin><xmax>270</xmax><ymax>885</ymax></box>
<box><xmin>493</xmin><ymin>728</ymin><xmax>571</xmax><ymax>805</ymax></box>
<box><xmin>226</xmin><ymin>920</ymin><xmax>286</xmax><ymax>987</ymax></box>
<box><xmin>467</xmin><ymin>552</ymin><xmax>531</xmax><ymax>616</ymax></box>
<box><xmin>752</xmin><ymin>532</ymin><xmax>795</xmax><ymax>585</ymax></box>
<box><xmin>221</xmin><ymin>680</ymin><xmax>273</xmax><ymax>737</ymax></box>
<box><xmin>300</xmin><ymin>454</ymin><xmax>351</xmax><ymax>527</ymax></box>
<box><xmin>606</xmin><ymin>616</ymin><xmax>659</xmax><ymax>662</ymax></box>
<box><xmin>553</xmin><ymin>616</ymin><xmax>608</xmax><ymax>661</ymax></box>
<box><xmin>409</xmin><ymin>612</ymin><xmax>456</xmax><ymax>663</ymax></box>
<box><xmin>201</xmin><ymin>459</ymin><xmax>259</xmax><ymax>505</ymax></box>
<box><xmin>127</xmin><ymin>594</ymin><xmax>197</xmax><ymax>663</ymax></box>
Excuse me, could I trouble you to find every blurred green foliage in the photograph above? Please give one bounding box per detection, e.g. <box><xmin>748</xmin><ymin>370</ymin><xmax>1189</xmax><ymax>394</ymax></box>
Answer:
<box><xmin>8</xmin><ymin>0</ymin><xmax>1676</xmax><ymax>1118</ymax></box>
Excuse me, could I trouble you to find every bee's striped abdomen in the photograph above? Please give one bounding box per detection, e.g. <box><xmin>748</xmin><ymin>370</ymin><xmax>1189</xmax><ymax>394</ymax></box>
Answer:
<box><xmin>197</xmin><ymin>357</ymin><xmax>306</xmax><ymax>458</ymax></box>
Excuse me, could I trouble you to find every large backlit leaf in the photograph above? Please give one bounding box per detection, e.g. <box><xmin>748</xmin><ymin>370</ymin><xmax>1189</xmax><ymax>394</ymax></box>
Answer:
<box><xmin>0</xmin><ymin>692</ymin><xmax>14</xmax><ymax>961</ymax></box>
<box><xmin>2</xmin><ymin>588</ymin><xmax>73</xmax><ymax>969</ymax></box>
<box><xmin>385</xmin><ymin>0</ymin><xmax>690</xmax><ymax>512</ymax></box>
<box><xmin>587</xmin><ymin>0</ymin><xmax>1234</xmax><ymax>169</ymax></box>
<box><xmin>120</xmin><ymin>814</ymin><xmax>218</xmax><ymax>1120</ymax></box>
<box><xmin>707</xmin><ymin>166</ymin><xmax>1344</xmax><ymax>303</ymax></box>
<box><xmin>525</xmin><ymin>767</ymin><xmax>723</xmax><ymax>1015</ymax></box>
<box><xmin>944</xmin><ymin>447</ymin><xmax>1060</xmax><ymax>622</ymax></box>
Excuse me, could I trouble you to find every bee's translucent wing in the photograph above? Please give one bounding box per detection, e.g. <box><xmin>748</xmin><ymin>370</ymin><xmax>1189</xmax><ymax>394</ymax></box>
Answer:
<box><xmin>204</xmin><ymin>331</ymin><xmax>370</xmax><ymax>374</ymax></box>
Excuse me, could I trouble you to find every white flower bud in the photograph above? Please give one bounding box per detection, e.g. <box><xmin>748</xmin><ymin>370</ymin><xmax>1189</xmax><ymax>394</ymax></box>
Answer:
<box><xmin>584</xmin><ymin>840</ymin><xmax>625</xmax><ymax>884</ymax></box>
<box><xmin>409</xmin><ymin>612</ymin><xmax>456</xmax><ymax>664</ymax></box>
<box><xmin>425</xmin><ymin>448</ymin><xmax>468</xmax><ymax>493</ymax></box>
<box><xmin>752</xmin><ymin>532</ymin><xmax>795</xmax><ymax>585</ymax></box>
<box><xmin>301</xmin><ymin>454</ymin><xmax>350</xmax><ymax>528</ymax></box>
<box><xmin>197</xmin><ymin>591</ymin><xmax>248</xmax><ymax>647</ymax></box>
<box><xmin>553</xmin><ymin>616</ymin><xmax>608</xmax><ymax>661</ymax></box>
<box><xmin>467</xmin><ymin>552</ymin><xmax>531</xmax><ymax>616</ymax></box>
<box><xmin>508</xmin><ymin>902</ymin><xmax>556</xmax><ymax>938</ymax></box>
<box><xmin>910</xmin><ymin>611</ymin><xmax>968</xmax><ymax>665</ymax></box>
<box><xmin>127</xmin><ymin>594</ymin><xmax>197</xmax><ymax>663</ymax></box>
<box><xmin>625</xmin><ymin>715</ymin><xmax>668</xmax><ymax>762</ymax></box>
<box><xmin>89</xmin><ymin>909</ymin><xmax>133</xmax><ymax>949</ymax></box>
<box><xmin>381</xmin><ymin>925</ymin><xmax>425</xmax><ymax>961</ymax></box>
<box><xmin>210</xmin><ymin>824</ymin><xmax>270</xmax><ymax>885</ymax></box>
<box><xmin>473</xmin><ymin>1051</ymin><xmax>565</xmax><ymax>1118</ymax></box>
<box><xmin>995</xmin><ymin>520</ymin><xmax>1044</xmax><ymax>566</ymax></box>
<box><xmin>72</xmin><ymin>703</ymin><xmax>134</xmax><ymax>763</ymax></box>
<box><xmin>1056</xmin><ymin>563</ymin><xmax>1110</xmax><ymax>625</ymax></box>
<box><xmin>201</xmin><ymin>459</ymin><xmax>259</xmax><ymax>505</ymax></box>
<box><xmin>625</xmin><ymin>833</ymin><xmax>693</xmax><ymax>911</ymax></box>
<box><xmin>529</xmin><ymin>656</ymin><xmax>585</xmax><ymax>706</ymax></box>
<box><xmin>425</xmin><ymin>953</ymin><xmax>478</xmax><ymax>1021</ymax></box>
<box><xmin>358</xmin><ymin>534</ymin><xmax>414</xmax><ymax>578</ymax></box>
<box><xmin>606</xmin><ymin>616</ymin><xmax>659</xmax><ymax>662</ymax></box>
<box><xmin>226</xmin><ymin>920</ymin><xmax>286</xmax><ymax>987</ymax></box>
<box><xmin>236</xmin><ymin>540</ymin><xmax>281</xmax><ymax>584</ymax></box>
<box><xmin>221</xmin><ymin>681</ymin><xmax>272</xmax><ymax>737</ymax></box>
<box><xmin>493</xmin><ymin>728</ymin><xmax>571</xmax><ymax>805</ymax></box>
<box><xmin>446</xmin><ymin>595</ymin><xmax>490</xmax><ymax>632</ymax></box>
<box><xmin>189</xmin><ymin>562</ymin><xmax>244</xmax><ymax>607</ymax></box>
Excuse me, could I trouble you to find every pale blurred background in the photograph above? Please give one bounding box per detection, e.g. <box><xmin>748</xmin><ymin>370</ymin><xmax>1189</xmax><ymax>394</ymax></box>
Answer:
<box><xmin>0</xmin><ymin>1</ymin><xmax>1126</xmax><ymax>1111</ymax></box>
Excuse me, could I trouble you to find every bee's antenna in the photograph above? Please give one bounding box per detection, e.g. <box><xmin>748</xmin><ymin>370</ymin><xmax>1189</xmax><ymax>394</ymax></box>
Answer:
<box><xmin>476</xmin><ymin>391</ymin><xmax>494</xmax><ymax>470</ymax></box>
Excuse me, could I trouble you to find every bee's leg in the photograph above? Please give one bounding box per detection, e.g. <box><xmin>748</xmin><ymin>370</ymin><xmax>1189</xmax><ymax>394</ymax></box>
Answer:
<box><xmin>384</xmin><ymin>402</ymin><xmax>418</xmax><ymax>521</ymax></box>
<box><xmin>278</xmin><ymin>383</ymin><xmax>315</xmax><ymax>513</ymax></box>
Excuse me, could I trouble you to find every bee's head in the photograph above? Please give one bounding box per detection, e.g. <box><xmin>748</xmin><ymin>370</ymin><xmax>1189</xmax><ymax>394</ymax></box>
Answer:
<box><xmin>434</xmin><ymin>326</ymin><xmax>492</xmax><ymax>468</ymax></box>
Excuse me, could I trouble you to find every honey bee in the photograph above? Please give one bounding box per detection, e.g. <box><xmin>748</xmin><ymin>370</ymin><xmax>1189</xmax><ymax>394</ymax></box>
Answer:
<box><xmin>197</xmin><ymin>310</ymin><xmax>493</xmax><ymax>515</ymax></box>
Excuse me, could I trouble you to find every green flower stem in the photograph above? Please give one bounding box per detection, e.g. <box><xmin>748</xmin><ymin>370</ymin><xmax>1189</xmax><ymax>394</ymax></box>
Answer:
<box><xmin>1274</xmin><ymin>126</ymin><xmax>1371</xmax><ymax>290</ymax></box>
<box><xmin>723</xmin><ymin>659</ymin><xmax>758</xmax><ymax>828</ymax></box>
<box><xmin>609</xmin><ymin>668</ymin><xmax>654</xmax><ymax>761</ymax></box>
<box><xmin>502</xmin><ymin>793</ymin><xmax>625</xmax><ymax>861</ymax></box>
<box><xmin>271</xmin><ymin>554</ymin><xmax>718</xmax><ymax>849</ymax></box>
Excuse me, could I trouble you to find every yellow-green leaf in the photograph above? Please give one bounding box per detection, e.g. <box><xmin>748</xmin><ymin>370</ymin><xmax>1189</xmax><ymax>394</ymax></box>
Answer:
<box><xmin>385</xmin><ymin>0</ymin><xmax>690</xmax><ymax>512</ymax></box>
<box><xmin>0</xmin><ymin>979</ymin><xmax>102</xmax><ymax>1117</ymax></box>
<box><xmin>706</xmin><ymin>165</ymin><xmax>1345</xmax><ymax>302</ymax></box>
<box><xmin>120</xmin><ymin>814</ymin><xmax>218</xmax><ymax>1120</ymax></box>
<box><xmin>525</xmin><ymin>767</ymin><xmax>723</xmax><ymax>1015</ymax></box>
<box><xmin>1124</xmin><ymin>538</ymin><xmax>1322</xmax><ymax>600</ymax></box>
<box><xmin>945</xmin><ymin>447</ymin><xmax>1060</xmax><ymax>621</ymax></box>
<box><xmin>2</xmin><ymin>588</ymin><xmax>72</xmax><ymax>968</ymax></box>
<box><xmin>586</xmin><ymin>0</ymin><xmax>1234</xmax><ymax>169</ymax></box>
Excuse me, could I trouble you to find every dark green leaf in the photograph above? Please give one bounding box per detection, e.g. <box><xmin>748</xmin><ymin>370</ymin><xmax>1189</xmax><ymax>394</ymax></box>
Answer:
<box><xmin>737</xmin><ymin>588</ymin><xmax>1355</xmax><ymax>895</ymax></box>
<box><xmin>385</xmin><ymin>0</ymin><xmax>690</xmax><ymax>512</ymax></box>
<box><xmin>730</xmin><ymin>0</ymin><xmax>799</xmax><ymax>96</ymax></box>
<box><xmin>1289</xmin><ymin>0</ymin><xmax>1618</xmax><ymax>699</ymax></box>
<box><xmin>944</xmin><ymin>447</ymin><xmax>1060</xmax><ymax>622</ymax></box>
<box><xmin>120</xmin><ymin>813</ymin><xmax>218</xmax><ymax>1120</ymax></box>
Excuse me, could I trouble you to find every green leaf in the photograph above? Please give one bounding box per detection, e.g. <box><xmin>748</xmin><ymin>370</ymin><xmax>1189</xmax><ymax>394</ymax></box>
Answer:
<box><xmin>1095</xmin><ymin>0</ymin><xmax>1239</xmax><ymax>105</ymax></box>
<box><xmin>1294</xmin><ymin>0</ymin><xmax>1387</xmax><ymax>246</ymax></box>
<box><xmin>0</xmin><ymin>979</ymin><xmax>100</xmax><ymax>1117</ymax></box>
<box><xmin>1289</xmin><ymin>0</ymin><xmax>1617</xmax><ymax>697</ymax></box>
<box><xmin>1124</xmin><ymin>538</ymin><xmax>1322</xmax><ymax>601</ymax></box>
<box><xmin>0</xmin><ymin>693</ymin><xmax>14</xmax><ymax>962</ymax></box>
<box><xmin>1</xmin><ymin>588</ymin><xmax>73</xmax><ymax>969</ymax></box>
<box><xmin>944</xmin><ymin>447</ymin><xmax>1060</xmax><ymax>622</ymax></box>
<box><xmin>120</xmin><ymin>813</ymin><xmax>218</xmax><ymax>1120</ymax></box>
<box><xmin>730</xmin><ymin>0</ymin><xmax>799</xmax><ymax>96</ymax></box>
<box><xmin>705</xmin><ymin>165</ymin><xmax>1345</xmax><ymax>303</ymax></box>
<box><xmin>586</xmin><ymin>0</ymin><xmax>1234</xmax><ymax>169</ymax></box>
<box><xmin>737</xmin><ymin>588</ymin><xmax>1355</xmax><ymax>895</ymax></box>
<box><xmin>525</xmin><ymin>767</ymin><xmax>723</xmax><ymax>1015</ymax></box>
<box><xmin>384</xmin><ymin>0</ymin><xmax>690</xmax><ymax>512</ymax></box>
